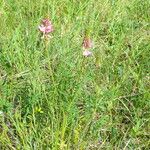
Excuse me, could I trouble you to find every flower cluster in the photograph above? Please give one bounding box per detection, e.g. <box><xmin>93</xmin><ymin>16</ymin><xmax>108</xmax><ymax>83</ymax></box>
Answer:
<box><xmin>39</xmin><ymin>18</ymin><xmax>94</xmax><ymax>56</ymax></box>
<box><xmin>39</xmin><ymin>19</ymin><xmax>54</xmax><ymax>37</ymax></box>
<box><xmin>82</xmin><ymin>37</ymin><xmax>93</xmax><ymax>57</ymax></box>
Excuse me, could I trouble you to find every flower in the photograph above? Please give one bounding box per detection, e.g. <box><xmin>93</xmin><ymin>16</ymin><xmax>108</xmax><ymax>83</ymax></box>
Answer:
<box><xmin>82</xmin><ymin>37</ymin><xmax>93</xmax><ymax>57</ymax></box>
<box><xmin>82</xmin><ymin>37</ymin><xmax>94</xmax><ymax>49</ymax></box>
<box><xmin>83</xmin><ymin>50</ymin><xmax>92</xmax><ymax>57</ymax></box>
<box><xmin>39</xmin><ymin>18</ymin><xmax>54</xmax><ymax>34</ymax></box>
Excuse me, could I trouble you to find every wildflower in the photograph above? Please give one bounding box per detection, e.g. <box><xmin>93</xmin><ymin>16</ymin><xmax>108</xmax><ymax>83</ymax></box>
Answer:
<box><xmin>83</xmin><ymin>50</ymin><xmax>92</xmax><ymax>57</ymax></box>
<box><xmin>35</xmin><ymin>107</ymin><xmax>44</xmax><ymax>114</ymax></box>
<box><xmin>82</xmin><ymin>37</ymin><xmax>93</xmax><ymax>57</ymax></box>
<box><xmin>82</xmin><ymin>37</ymin><xmax>94</xmax><ymax>49</ymax></box>
<box><xmin>39</xmin><ymin>18</ymin><xmax>54</xmax><ymax>34</ymax></box>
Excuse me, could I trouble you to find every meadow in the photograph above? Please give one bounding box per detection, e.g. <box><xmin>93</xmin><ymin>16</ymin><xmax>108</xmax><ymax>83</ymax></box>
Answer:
<box><xmin>0</xmin><ymin>0</ymin><xmax>150</xmax><ymax>149</ymax></box>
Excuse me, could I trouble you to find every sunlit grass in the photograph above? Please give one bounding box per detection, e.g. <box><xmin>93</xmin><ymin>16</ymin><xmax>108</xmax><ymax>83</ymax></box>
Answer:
<box><xmin>0</xmin><ymin>0</ymin><xmax>150</xmax><ymax>149</ymax></box>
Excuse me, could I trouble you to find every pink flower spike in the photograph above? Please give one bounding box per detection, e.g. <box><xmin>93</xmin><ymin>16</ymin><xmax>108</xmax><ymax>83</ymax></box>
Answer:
<box><xmin>83</xmin><ymin>50</ymin><xmax>92</xmax><ymax>57</ymax></box>
<box><xmin>82</xmin><ymin>37</ymin><xmax>94</xmax><ymax>49</ymax></box>
<box><xmin>45</xmin><ymin>25</ymin><xmax>54</xmax><ymax>33</ymax></box>
<box><xmin>39</xmin><ymin>25</ymin><xmax>46</xmax><ymax>33</ymax></box>
<box><xmin>39</xmin><ymin>18</ymin><xmax>54</xmax><ymax>34</ymax></box>
<box><xmin>42</xmin><ymin>19</ymin><xmax>52</xmax><ymax>26</ymax></box>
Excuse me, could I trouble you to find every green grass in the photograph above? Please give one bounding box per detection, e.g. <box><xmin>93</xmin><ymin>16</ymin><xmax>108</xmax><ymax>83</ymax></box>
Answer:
<box><xmin>0</xmin><ymin>0</ymin><xmax>150</xmax><ymax>149</ymax></box>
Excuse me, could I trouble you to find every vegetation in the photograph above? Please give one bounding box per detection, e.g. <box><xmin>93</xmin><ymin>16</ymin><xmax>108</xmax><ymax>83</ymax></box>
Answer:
<box><xmin>0</xmin><ymin>0</ymin><xmax>150</xmax><ymax>149</ymax></box>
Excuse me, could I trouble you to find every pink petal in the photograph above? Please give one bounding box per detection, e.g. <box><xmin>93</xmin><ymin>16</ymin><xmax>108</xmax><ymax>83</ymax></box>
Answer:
<box><xmin>82</xmin><ymin>38</ymin><xmax>94</xmax><ymax>49</ymax></box>
<box><xmin>39</xmin><ymin>25</ymin><xmax>46</xmax><ymax>33</ymax></box>
<box><xmin>83</xmin><ymin>50</ymin><xmax>92</xmax><ymax>57</ymax></box>
<box><xmin>42</xmin><ymin>19</ymin><xmax>52</xmax><ymax>26</ymax></box>
<box><xmin>45</xmin><ymin>25</ymin><xmax>54</xmax><ymax>33</ymax></box>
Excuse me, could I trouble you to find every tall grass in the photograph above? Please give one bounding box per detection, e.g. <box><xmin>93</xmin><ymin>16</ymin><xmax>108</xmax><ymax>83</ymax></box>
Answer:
<box><xmin>0</xmin><ymin>0</ymin><xmax>150</xmax><ymax>149</ymax></box>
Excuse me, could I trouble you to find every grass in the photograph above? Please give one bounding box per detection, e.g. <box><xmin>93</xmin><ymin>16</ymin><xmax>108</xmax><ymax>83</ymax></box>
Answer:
<box><xmin>0</xmin><ymin>0</ymin><xmax>150</xmax><ymax>149</ymax></box>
